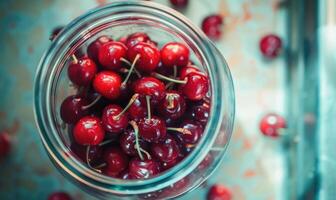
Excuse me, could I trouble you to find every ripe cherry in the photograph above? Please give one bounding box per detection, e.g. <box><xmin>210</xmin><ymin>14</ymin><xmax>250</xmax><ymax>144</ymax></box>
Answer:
<box><xmin>179</xmin><ymin>65</ymin><xmax>203</xmax><ymax>79</ymax></box>
<box><xmin>188</xmin><ymin>99</ymin><xmax>210</xmax><ymax>125</ymax></box>
<box><xmin>93</xmin><ymin>71</ymin><xmax>122</xmax><ymax>100</ymax></box>
<box><xmin>87</xmin><ymin>35</ymin><xmax>113</xmax><ymax>62</ymax></box>
<box><xmin>128</xmin><ymin>96</ymin><xmax>150</xmax><ymax>120</ymax></box>
<box><xmin>127</xmin><ymin>42</ymin><xmax>160</xmax><ymax>73</ymax></box>
<box><xmin>138</xmin><ymin>116</ymin><xmax>167</xmax><ymax>143</ymax></box>
<box><xmin>156</xmin><ymin>62</ymin><xmax>175</xmax><ymax>77</ymax></box>
<box><xmin>180</xmin><ymin>73</ymin><xmax>209</xmax><ymax>101</ymax></box>
<box><xmin>102</xmin><ymin>104</ymin><xmax>129</xmax><ymax>134</ymax></box>
<box><xmin>0</xmin><ymin>132</ymin><xmax>11</xmax><ymax>159</ymax></box>
<box><xmin>177</xmin><ymin>120</ymin><xmax>203</xmax><ymax>144</ymax></box>
<box><xmin>129</xmin><ymin>157</ymin><xmax>160</xmax><ymax>179</ymax></box>
<box><xmin>133</xmin><ymin>77</ymin><xmax>166</xmax><ymax>103</ymax></box>
<box><xmin>259</xmin><ymin>113</ymin><xmax>286</xmax><ymax>137</ymax></box>
<box><xmin>157</xmin><ymin>90</ymin><xmax>186</xmax><ymax>120</ymax></box>
<box><xmin>202</xmin><ymin>14</ymin><xmax>224</xmax><ymax>40</ymax></box>
<box><xmin>151</xmin><ymin>135</ymin><xmax>179</xmax><ymax>163</ymax></box>
<box><xmin>47</xmin><ymin>192</ymin><xmax>72</xmax><ymax>200</ymax></box>
<box><xmin>126</xmin><ymin>32</ymin><xmax>151</xmax><ymax>48</ymax></box>
<box><xmin>160</xmin><ymin>42</ymin><xmax>190</xmax><ymax>68</ymax></box>
<box><xmin>60</xmin><ymin>95</ymin><xmax>89</xmax><ymax>124</ymax></box>
<box><xmin>73</xmin><ymin>116</ymin><xmax>105</xmax><ymax>145</ymax></box>
<box><xmin>70</xmin><ymin>142</ymin><xmax>102</xmax><ymax>165</ymax></box>
<box><xmin>68</xmin><ymin>56</ymin><xmax>97</xmax><ymax>86</ymax></box>
<box><xmin>120</xmin><ymin>127</ymin><xmax>149</xmax><ymax>156</ymax></box>
<box><xmin>98</xmin><ymin>41</ymin><xmax>127</xmax><ymax>70</ymax></box>
<box><xmin>103</xmin><ymin>147</ymin><xmax>129</xmax><ymax>177</ymax></box>
<box><xmin>259</xmin><ymin>34</ymin><xmax>282</xmax><ymax>58</ymax></box>
<box><xmin>170</xmin><ymin>0</ymin><xmax>189</xmax><ymax>8</ymax></box>
<box><xmin>119</xmin><ymin>170</ymin><xmax>133</xmax><ymax>180</ymax></box>
<box><xmin>207</xmin><ymin>184</ymin><xmax>232</xmax><ymax>200</ymax></box>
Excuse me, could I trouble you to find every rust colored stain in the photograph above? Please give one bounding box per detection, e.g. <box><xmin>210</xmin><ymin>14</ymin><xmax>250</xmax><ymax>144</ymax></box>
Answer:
<box><xmin>242</xmin><ymin>3</ymin><xmax>252</xmax><ymax>22</ymax></box>
<box><xmin>219</xmin><ymin>0</ymin><xmax>232</xmax><ymax>18</ymax></box>
<box><xmin>243</xmin><ymin>139</ymin><xmax>252</xmax><ymax>150</ymax></box>
<box><xmin>96</xmin><ymin>0</ymin><xmax>107</xmax><ymax>6</ymax></box>
<box><xmin>27</xmin><ymin>46</ymin><xmax>34</xmax><ymax>54</ymax></box>
<box><xmin>244</xmin><ymin>169</ymin><xmax>256</xmax><ymax>178</ymax></box>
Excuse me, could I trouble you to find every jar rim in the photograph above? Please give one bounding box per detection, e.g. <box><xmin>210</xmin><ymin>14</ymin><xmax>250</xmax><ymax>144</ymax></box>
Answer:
<box><xmin>34</xmin><ymin>0</ymin><xmax>235</xmax><ymax>196</ymax></box>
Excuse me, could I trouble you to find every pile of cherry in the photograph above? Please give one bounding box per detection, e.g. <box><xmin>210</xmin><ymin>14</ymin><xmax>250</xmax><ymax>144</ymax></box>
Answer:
<box><xmin>60</xmin><ymin>32</ymin><xmax>210</xmax><ymax>179</ymax></box>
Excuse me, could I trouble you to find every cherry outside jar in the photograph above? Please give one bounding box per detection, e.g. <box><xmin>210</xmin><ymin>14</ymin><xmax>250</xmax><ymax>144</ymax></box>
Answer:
<box><xmin>34</xmin><ymin>1</ymin><xmax>235</xmax><ymax>199</ymax></box>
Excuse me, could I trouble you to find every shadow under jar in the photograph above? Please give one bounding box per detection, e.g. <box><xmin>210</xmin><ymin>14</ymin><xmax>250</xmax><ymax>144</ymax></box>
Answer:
<box><xmin>34</xmin><ymin>1</ymin><xmax>235</xmax><ymax>199</ymax></box>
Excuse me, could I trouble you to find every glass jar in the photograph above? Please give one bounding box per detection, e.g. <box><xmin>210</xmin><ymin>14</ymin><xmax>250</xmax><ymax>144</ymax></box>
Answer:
<box><xmin>34</xmin><ymin>1</ymin><xmax>235</xmax><ymax>199</ymax></box>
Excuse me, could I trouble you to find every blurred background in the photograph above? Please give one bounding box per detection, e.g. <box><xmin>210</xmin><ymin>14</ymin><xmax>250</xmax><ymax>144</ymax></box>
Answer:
<box><xmin>0</xmin><ymin>0</ymin><xmax>335</xmax><ymax>199</ymax></box>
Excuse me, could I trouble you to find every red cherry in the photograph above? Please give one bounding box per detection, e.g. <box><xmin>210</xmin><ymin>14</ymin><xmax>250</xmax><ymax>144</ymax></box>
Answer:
<box><xmin>156</xmin><ymin>62</ymin><xmax>175</xmax><ymax>77</ymax></box>
<box><xmin>102</xmin><ymin>105</ymin><xmax>129</xmax><ymax>134</ymax></box>
<box><xmin>49</xmin><ymin>26</ymin><xmax>64</xmax><ymax>41</ymax></box>
<box><xmin>181</xmin><ymin>73</ymin><xmax>209</xmax><ymax>101</ymax></box>
<box><xmin>160</xmin><ymin>42</ymin><xmax>190</xmax><ymax>68</ymax></box>
<box><xmin>98</xmin><ymin>41</ymin><xmax>127</xmax><ymax>70</ymax></box>
<box><xmin>70</xmin><ymin>142</ymin><xmax>102</xmax><ymax>164</ymax></box>
<box><xmin>133</xmin><ymin>77</ymin><xmax>165</xmax><ymax>103</ymax></box>
<box><xmin>87</xmin><ymin>35</ymin><xmax>113</xmax><ymax>61</ymax></box>
<box><xmin>180</xmin><ymin>65</ymin><xmax>203</xmax><ymax>79</ymax></box>
<box><xmin>126</xmin><ymin>32</ymin><xmax>151</xmax><ymax>48</ymax></box>
<box><xmin>207</xmin><ymin>184</ymin><xmax>232</xmax><ymax>200</ymax></box>
<box><xmin>161</xmin><ymin>157</ymin><xmax>178</xmax><ymax>170</ymax></box>
<box><xmin>178</xmin><ymin>120</ymin><xmax>203</xmax><ymax>144</ymax></box>
<box><xmin>170</xmin><ymin>0</ymin><xmax>189</xmax><ymax>8</ymax></box>
<box><xmin>120</xmin><ymin>127</ymin><xmax>149</xmax><ymax>156</ymax></box>
<box><xmin>138</xmin><ymin>116</ymin><xmax>167</xmax><ymax>143</ymax></box>
<box><xmin>73</xmin><ymin>116</ymin><xmax>105</xmax><ymax>145</ymax></box>
<box><xmin>103</xmin><ymin>147</ymin><xmax>129</xmax><ymax>177</ymax></box>
<box><xmin>128</xmin><ymin>96</ymin><xmax>150</xmax><ymax>120</ymax></box>
<box><xmin>60</xmin><ymin>95</ymin><xmax>89</xmax><ymax>124</ymax></box>
<box><xmin>0</xmin><ymin>132</ymin><xmax>11</xmax><ymax>159</ymax></box>
<box><xmin>188</xmin><ymin>99</ymin><xmax>210</xmax><ymax>125</ymax></box>
<box><xmin>259</xmin><ymin>34</ymin><xmax>282</xmax><ymax>58</ymax></box>
<box><xmin>127</xmin><ymin>42</ymin><xmax>160</xmax><ymax>73</ymax></box>
<box><xmin>259</xmin><ymin>113</ymin><xmax>286</xmax><ymax>137</ymax></box>
<box><xmin>93</xmin><ymin>71</ymin><xmax>122</xmax><ymax>100</ymax></box>
<box><xmin>151</xmin><ymin>135</ymin><xmax>179</xmax><ymax>163</ymax></box>
<box><xmin>48</xmin><ymin>192</ymin><xmax>72</xmax><ymax>200</ymax></box>
<box><xmin>68</xmin><ymin>56</ymin><xmax>97</xmax><ymax>86</ymax></box>
<box><xmin>129</xmin><ymin>157</ymin><xmax>160</xmax><ymax>179</ymax></box>
<box><xmin>202</xmin><ymin>15</ymin><xmax>223</xmax><ymax>40</ymax></box>
<box><xmin>157</xmin><ymin>90</ymin><xmax>186</xmax><ymax>120</ymax></box>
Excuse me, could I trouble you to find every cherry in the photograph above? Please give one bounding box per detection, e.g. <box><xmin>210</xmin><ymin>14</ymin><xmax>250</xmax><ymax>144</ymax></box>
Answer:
<box><xmin>161</xmin><ymin>157</ymin><xmax>178</xmax><ymax>170</ymax></box>
<box><xmin>0</xmin><ymin>132</ymin><xmax>11</xmax><ymax>159</ymax></box>
<box><xmin>129</xmin><ymin>157</ymin><xmax>160</xmax><ymax>179</ymax></box>
<box><xmin>160</xmin><ymin>42</ymin><xmax>190</xmax><ymax>68</ymax></box>
<box><xmin>259</xmin><ymin>113</ymin><xmax>286</xmax><ymax>137</ymax></box>
<box><xmin>118</xmin><ymin>36</ymin><xmax>128</xmax><ymax>45</ymax></box>
<box><xmin>73</xmin><ymin>116</ymin><xmax>105</xmax><ymax>145</ymax></box>
<box><xmin>128</xmin><ymin>96</ymin><xmax>150</xmax><ymax>120</ymax></box>
<box><xmin>170</xmin><ymin>0</ymin><xmax>189</xmax><ymax>8</ymax></box>
<box><xmin>201</xmin><ymin>14</ymin><xmax>223</xmax><ymax>40</ymax></box>
<box><xmin>133</xmin><ymin>77</ymin><xmax>165</xmax><ymax>103</ymax></box>
<box><xmin>126</xmin><ymin>32</ymin><xmax>151</xmax><ymax>48</ymax></box>
<box><xmin>70</xmin><ymin>142</ymin><xmax>102</xmax><ymax>165</ymax></box>
<box><xmin>156</xmin><ymin>62</ymin><xmax>175</xmax><ymax>77</ymax></box>
<box><xmin>60</xmin><ymin>95</ymin><xmax>89</xmax><ymax>124</ymax></box>
<box><xmin>157</xmin><ymin>90</ymin><xmax>186</xmax><ymax>120</ymax></box>
<box><xmin>102</xmin><ymin>104</ymin><xmax>129</xmax><ymax>134</ymax></box>
<box><xmin>103</xmin><ymin>147</ymin><xmax>129</xmax><ymax>177</ymax></box>
<box><xmin>47</xmin><ymin>192</ymin><xmax>72</xmax><ymax>200</ymax></box>
<box><xmin>188</xmin><ymin>99</ymin><xmax>210</xmax><ymax>125</ymax></box>
<box><xmin>207</xmin><ymin>184</ymin><xmax>232</xmax><ymax>200</ymax></box>
<box><xmin>119</xmin><ymin>170</ymin><xmax>133</xmax><ymax>180</ymax></box>
<box><xmin>138</xmin><ymin>116</ymin><xmax>167</xmax><ymax>143</ymax></box>
<box><xmin>49</xmin><ymin>26</ymin><xmax>64</xmax><ymax>41</ymax></box>
<box><xmin>179</xmin><ymin>65</ymin><xmax>203</xmax><ymax>79</ymax></box>
<box><xmin>93</xmin><ymin>71</ymin><xmax>122</xmax><ymax>100</ymax></box>
<box><xmin>87</xmin><ymin>35</ymin><xmax>113</xmax><ymax>62</ymax></box>
<box><xmin>259</xmin><ymin>34</ymin><xmax>282</xmax><ymax>58</ymax></box>
<box><xmin>176</xmin><ymin>120</ymin><xmax>203</xmax><ymax>144</ymax></box>
<box><xmin>180</xmin><ymin>72</ymin><xmax>209</xmax><ymax>101</ymax></box>
<box><xmin>151</xmin><ymin>135</ymin><xmax>179</xmax><ymax>163</ymax></box>
<box><xmin>120</xmin><ymin>127</ymin><xmax>149</xmax><ymax>156</ymax></box>
<box><xmin>68</xmin><ymin>56</ymin><xmax>97</xmax><ymax>86</ymax></box>
<box><xmin>98</xmin><ymin>41</ymin><xmax>127</xmax><ymax>70</ymax></box>
<box><xmin>127</xmin><ymin>42</ymin><xmax>160</xmax><ymax>73</ymax></box>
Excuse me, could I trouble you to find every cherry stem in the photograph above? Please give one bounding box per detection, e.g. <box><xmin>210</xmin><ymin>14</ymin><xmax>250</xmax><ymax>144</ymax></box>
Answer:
<box><xmin>146</xmin><ymin>95</ymin><xmax>151</xmax><ymax>120</ymax></box>
<box><xmin>82</xmin><ymin>95</ymin><xmax>102</xmax><ymax>110</ymax></box>
<box><xmin>120</xmin><ymin>58</ymin><xmax>141</xmax><ymax>78</ymax></box>
<box><xmin>167</xmin><ymin>94</ymin><xmax>175</xmax><ymax>109</ymax></box>
<box><xmin>122</xmin><ymin>54</ymin><xmax>141</xmax><ymax>86</ymax></box>
<box><xmin>86</xmin><ymin>146</ymin><xmax>95</xmax><ymax>171</ymax></box>
<box><xmin>153</xmin><ymin>72</ymin><xmax>187</xmax><ymax>84</ymax></box>
<box><xmin>93</xmin><ymin>162</ymin><xmax>107</xmax><ymax>169</ymax></box>
<box><xmin>130</xmin><ymin>120</ymin><xmax>144</xmax><ymax>160</ymax></box>
<box><xmin>167</xmin><ymin>127</ymin><xmax>192</xmax><ymax>135</ymax></box>
<box><xmin>98</xmin><ymin>139</ymin><xmax>113</xmax><ymax>147</ymax></box>
<box><xmin>113</xmin><ymin>93</ymin><xmax>139</xmax><ymax>120</ymax></box>
<box><xmin>72</xmin><ymin>54</ymin><xmax>78</xmax><ymax>63</ymax></box>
